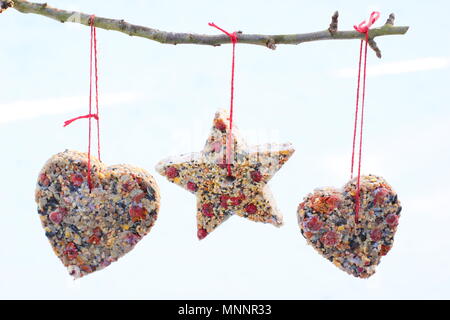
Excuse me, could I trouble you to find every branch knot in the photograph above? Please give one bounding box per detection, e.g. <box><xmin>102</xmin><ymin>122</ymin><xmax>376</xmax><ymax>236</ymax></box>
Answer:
<box><xmin>385</xmin><ymin>13</ymin><xmax>395</xmax><ymax>26</ymax></box>
<box><xmin>0</xmin><ymin>0</ymin><xmax>14</xmax><ymax>13</ymax></box>
<box><xmin>328</xmin><ymin>11</ymin><xmax>339</xmax><ymax>34</ymax></box>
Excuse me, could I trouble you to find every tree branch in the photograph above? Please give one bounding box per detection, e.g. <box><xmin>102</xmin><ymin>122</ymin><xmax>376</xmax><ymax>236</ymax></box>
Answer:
<box><xmin>2</xmin><ymin>0</ymin><xmax>409</xmax><ymax>56</ymax></box>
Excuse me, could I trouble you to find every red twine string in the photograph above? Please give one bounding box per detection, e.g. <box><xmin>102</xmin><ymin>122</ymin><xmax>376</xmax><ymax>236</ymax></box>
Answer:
<box><xmin>64</xmin><ymin>15</ymin><xmax>101</xmax><ymax>191</ymax></box>
<box><xmin>350</xmin><ymin>12</ymin><xmax>379</xmax><ymax>223</ymax></box>
<box><xmin>92</xmin><ymin>20</ymin><xmax>101</xmax><ymax>162</ymax></box>
<box><xmin>208</xmin><ymin>22</ymin><xmax>238</xmax><ymax>177</ymax></box>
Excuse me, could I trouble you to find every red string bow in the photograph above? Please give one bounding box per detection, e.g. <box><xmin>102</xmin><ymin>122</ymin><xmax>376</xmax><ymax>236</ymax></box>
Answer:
<box><xmin>354</xmin><ymin>11</ymin><xmax>380</xmax><ymax>34</ymax></box>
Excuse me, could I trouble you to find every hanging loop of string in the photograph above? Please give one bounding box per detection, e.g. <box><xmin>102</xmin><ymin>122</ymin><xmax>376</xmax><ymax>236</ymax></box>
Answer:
<box><xmin>208</xmin><ymin>22</ymin><xmax>238</xmax><ymax>177</ymax></box>
<box><xmin>350</xmin><ymin>12</ymin><xmax>379</xmax><ymax>223</ymax></box>
<box><xmin>64</xmin><ymin>14</ymin><xmax>101</xmax><ymax>191</ymax></box>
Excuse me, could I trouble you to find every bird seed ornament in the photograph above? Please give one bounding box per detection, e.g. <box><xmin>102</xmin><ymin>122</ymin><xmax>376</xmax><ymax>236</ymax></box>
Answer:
<box><xmin>297</xmin><ymin>175</ymin><xmax>401</xmax><ymax>278</ymax></box>
<box><xmin>156</xmin><ymin>109</ymin><xmax>294</xmax><ymax>240</ymax></box>
<box><xmin>297</xmin><ymin>12</ymin><xmax>402</xmax><ymax>278</ymax></box>
<box><xmin>34</xmin><ymin>17</ymin><xmax>160</xmax><ymax>278</ymax></box>
<box><xmin>35</xmin><ymin>150</ymin><xmax>160</xmax><ymax>278</ymax></box>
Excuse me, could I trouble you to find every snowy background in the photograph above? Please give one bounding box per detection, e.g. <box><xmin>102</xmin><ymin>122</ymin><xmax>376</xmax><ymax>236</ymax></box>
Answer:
<box><xmin>0</xmin><ymin>0</ymin><xmax>449</xmax><ymax>299</ymax></box>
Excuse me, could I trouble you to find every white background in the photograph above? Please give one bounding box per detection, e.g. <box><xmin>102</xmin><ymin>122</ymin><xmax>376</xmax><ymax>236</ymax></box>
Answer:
<box><xmin>0</xmin><ymin>0</ymin><xmax>449</xmax><ymax>299</ymax></box>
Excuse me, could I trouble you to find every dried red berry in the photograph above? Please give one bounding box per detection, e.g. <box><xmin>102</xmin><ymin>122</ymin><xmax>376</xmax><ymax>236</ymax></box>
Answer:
<box><xmin>64</xmin><ymin>242</ymin><xmax>78</xmax><ymax>260</ymax></box>
<box><xmin>202</xmin><ymin>203</ymin><xmax>214</xmax><ymax>217</ymax></box>
<box><xmin>214</xmin><ymin>119</ymin><xmax>227</xmax><ymax>132</ymax></box>
<box><xmin>312</xmin><ymin>195</ymin><xmax>340</xmax><ymax>214</ymax></box>
<box><xmin>373</xmin><ymin>187</ymin><xmax>390</xmax><ymax>205</ymax></box>
<box><xmin>39</xmin><ymin>173</ymin><xmax>50</xmax><ymax>187</ymax></box>
<box><xmin>304</xmin><ymin>231</ymin><xmax>313</xmax><ymax>239</ymax></box>
<box><xmin>187</xmin><ymin>181</ymin><xmax>198</xmax><ymax>192</ymax></box>
<box><xmin>93</xmin><ymin>227</ymin><xmax>102</xmax><ymax>237</ymax></box>
<box><xmin>245</xmin><ymin>203</ymin><xmax>257</xmax><ymax>214</ymax></box>
<box><xmin>80</xmin><ymin>265</ymin><xmax>93</xmax><ymax>273</ymax></box>
<box><xmin>386</xmin><ymin>213</ymin><xmax>399</xmax><ymax>227</ymax></box>
<box><xmin>70</xmin><ymin>173</ymin><xmax>84</xmax><ymax>187</ymax></box>
<box><xmin>380</xmin><ymin>244</ymin><xmax>391</xmax><ymax>256</ymax></box>
<box><xmin>250</xmin><ymin>170</ymin><xmax>262</xmax><ymax>183</ymax></box>
<box><xmin>166</xmin><ymin>166</ymin><xmax>179</xmax><ymax>179</ymax></box>
<box><xmin>305</xmin><ymin>216</ymin><xmax>322</xmax><ymax>232</ymax></box>
<box><xmin>133</xmin><ymin>192</ymin><xmax>146</xmax><ymax>203</ymax></box>
<box><xmin>230</xmin><ymin>196</ymin><xmax>242</xmax><ymax>206</ymax></box>
<box><xmin>321</xmin><ymin>231</ymin><xmax>339</xmax><ymax>247</ymax></box>
<box><xmin>121</xmin><ymin>181</ymin><xmax>134</xmax><ymax>192</ymax></box>
<box><xmin>197</xmin><ymin>228</ymin><xmax>208</xmax><ymax>240</ymax></box>
<box><xmin>370</xmin><ymin>229</ymin><xmax>382</xmax><ymax>242</ymax></box>
<box><xmin>49</xmin><ymin>210</ymin><xmax>64</xmax><ymax>224</ymax></box>
<box><xmin>129</xmin><ymin>205</ymin><xmax>147</xmax><ymax>222</ymax></box>
<box><xmin>88</xmin><ymin>235</ymin><xmax>101</xmax><ymax>245</ymax></box>
<box><xmin>88</xmin><ymin>227</ymin><xmax>102</xmax><ymax>245</ymax></box>
<box><xmin>219</xmin><ymin>195</ymin><xmax>229</xmax><ymax>208</ymax></box>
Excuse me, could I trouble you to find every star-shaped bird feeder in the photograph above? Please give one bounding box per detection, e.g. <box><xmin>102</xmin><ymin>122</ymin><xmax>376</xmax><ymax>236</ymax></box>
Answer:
<box><xmin>156</xmin><ymin>109</ymin><xmax>295</xmax><ymax>240</ymax></box>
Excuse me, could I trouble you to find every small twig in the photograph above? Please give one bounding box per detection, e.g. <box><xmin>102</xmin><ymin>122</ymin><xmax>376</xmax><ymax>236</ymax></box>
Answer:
<box><xmin>385</xmin><ymin>13</ymin><xmax>395</xmax><ymax>26</ymax></box>
<box><xmin>266</xmin><ymin>38</ymin><xmax>276</xmax><ymax>50</ymax></box>
<box><xmin>368</xmin><ymin>39</ymin><xmax>382</xmax><ymax>58</ymax></box>
<box><xmin>328</xmin><ymin>11</ymin><xmax>339</xmax><ymax>34</ymax></box>
<box><xmin>368</xmin><ymin>13</ymin><xmax>395</xmax><ymax>58</ymax></box>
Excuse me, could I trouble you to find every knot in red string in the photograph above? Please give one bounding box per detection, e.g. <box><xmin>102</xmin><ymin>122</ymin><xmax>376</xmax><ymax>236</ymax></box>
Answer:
<box><xmin>353</xmin><ymin>11</ymin><xmax>380</xmax><ymax>34</ymax></box>
<box><xmin>208</xmin><ymin>22</ymin><xmax>238</xmax><ymax>44</ymax></box>
<box><xmin>89</xmin><ymin>14</ymin><xmax>96</xmax><ymax>27</ymax></box>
